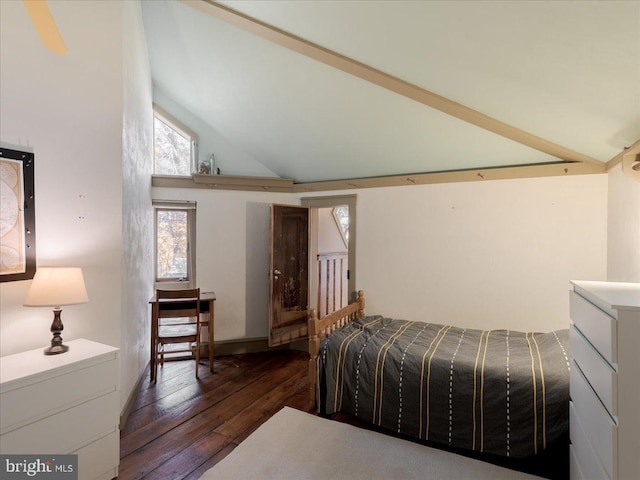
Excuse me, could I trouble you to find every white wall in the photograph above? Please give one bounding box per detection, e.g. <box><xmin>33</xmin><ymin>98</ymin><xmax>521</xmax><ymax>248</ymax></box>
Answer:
<box><xmin>121</xmin><ymin>1</ymin><xmax>155</xmax><ymax>409</ymax></box>
<box><xmin>607</xmin><ymin>163</ymin><xmax>640</xmax><ymax>282</ymax></box>
<box><xmin>0</xmin><ymin>1</ymin><xmax>124</xmax><ymax>355</ymax></box>
<box><xmin>302</xmin><ymin>174</ymin><xmax>608</xmax><ymax>333</ymax></box>
<box><xmin>152</xmin><ymin>187</ymin><xmax>294</xmax><ymax>340</ymax></box>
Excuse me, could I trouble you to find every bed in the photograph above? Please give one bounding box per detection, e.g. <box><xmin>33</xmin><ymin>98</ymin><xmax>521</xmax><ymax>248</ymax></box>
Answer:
<box><xmin>308</xmin><ymin>291</ymin><xmax>570</xmax><ymax>460</ymax></box>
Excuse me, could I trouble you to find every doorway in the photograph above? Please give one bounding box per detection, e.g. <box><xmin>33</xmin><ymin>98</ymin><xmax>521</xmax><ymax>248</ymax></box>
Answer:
<box><xmin>302</xmin><ymin>195</ymin><xmax>357</xmax><ymax>317</ymax></box>
<box><xmin>268</xmin><ymin>195</ymin><xmax>356</xmax><ymax>347</ymax></box>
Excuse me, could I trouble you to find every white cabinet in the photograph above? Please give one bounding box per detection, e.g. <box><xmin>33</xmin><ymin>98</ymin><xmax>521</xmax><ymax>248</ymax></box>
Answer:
<box><xmin>569</xmin><ymin>281</ymin><xmax>640</xmax><ymax>480</ymax></box>
<box><xmin>0</xmin><ymin>339</ymin><xmax>120</xmax><ymax>480</ymax></box>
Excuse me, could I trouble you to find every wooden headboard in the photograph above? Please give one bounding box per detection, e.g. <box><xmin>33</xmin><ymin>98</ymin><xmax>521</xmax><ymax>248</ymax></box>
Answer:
<box><xmin>308</xmin><ymin>290</ymin><xmax>365</xmax><ymax>408</ymax></box>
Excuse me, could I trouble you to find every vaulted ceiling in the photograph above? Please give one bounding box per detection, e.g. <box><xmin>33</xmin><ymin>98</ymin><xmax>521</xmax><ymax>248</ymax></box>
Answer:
<box><xmin>142</xmin><ymin>0</ymin><xmax>640</xmax><ymax>185</ymax></box>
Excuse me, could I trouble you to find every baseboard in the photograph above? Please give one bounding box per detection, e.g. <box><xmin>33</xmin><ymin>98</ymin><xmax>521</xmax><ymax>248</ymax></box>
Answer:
<box><xmin>212</xmin><ymin>337</ymin><xmax>309</xmax><ymax>356</ymax></box>
<box><xmin>214</xmin><ymin>337</ymin><xmax>280</xmax><ymax>355</ymax></box>
<box><xmin>120</xmin><ymin>361</ymin><xmax>150</xmax><ymax>430</ymax></box>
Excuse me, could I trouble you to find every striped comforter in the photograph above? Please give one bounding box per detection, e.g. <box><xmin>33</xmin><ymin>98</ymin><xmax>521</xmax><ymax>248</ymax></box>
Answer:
<box><xmin>316</xmin><ymin>316</ymin><xmax>570</xmax><ymax>458</ymax></box>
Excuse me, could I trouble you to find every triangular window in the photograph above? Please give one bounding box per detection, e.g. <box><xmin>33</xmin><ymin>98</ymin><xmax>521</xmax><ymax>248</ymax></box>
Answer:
<box><xmin>153</xmin><ymin>105</ymin><xmax>198</xmax><ymax>176</ymax></box>
<box><xmin>332</xmin><ymin>205</ymin><xmax>349</xmax><ymax>247</ymax></box>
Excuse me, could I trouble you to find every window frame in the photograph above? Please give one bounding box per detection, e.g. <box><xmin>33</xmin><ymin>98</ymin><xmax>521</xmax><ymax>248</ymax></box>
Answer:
<box><xmin>153</xmin><ymin>200</ymin><xmax>197</xmax><ymax>287</ymax></box>
<box><xmin>332</xmin><ymin>205</ymin><xmax>349</xmax><ymax>249</ymax></box>
<box><xmin>153</xmin><ymin>104</ymin><xmax>199</xmax><ymax>176</ymax></box>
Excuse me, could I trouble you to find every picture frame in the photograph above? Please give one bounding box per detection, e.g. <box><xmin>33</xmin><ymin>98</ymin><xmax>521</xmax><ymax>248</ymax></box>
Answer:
<box><xmin>0</xmin><ymin>146</ymin><xmax>36</xmax><ymax>282</ymax></box>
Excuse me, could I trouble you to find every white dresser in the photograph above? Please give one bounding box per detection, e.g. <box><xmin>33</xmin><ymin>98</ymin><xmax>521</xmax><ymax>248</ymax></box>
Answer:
<box><xmin>569</xmin><ymin>281</ymin><xmax>640</xmax><ymax>480</ymax></box>
<box><xmin>0</xmin><ymin>339</ymin><xmax>120</xmax><ymax>480</ymax></box>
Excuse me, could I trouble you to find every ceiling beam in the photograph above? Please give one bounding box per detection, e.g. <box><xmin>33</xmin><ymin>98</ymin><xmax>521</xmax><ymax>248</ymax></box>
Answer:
<box><xmin>292</xmin><ymin>161</ymin><xmax>605</xmax><ymax>193</ymax></box>
<box><xmin>180</xmin><ymin>0</ymin><xmax>603</xmax><ymax>167</ymax></box>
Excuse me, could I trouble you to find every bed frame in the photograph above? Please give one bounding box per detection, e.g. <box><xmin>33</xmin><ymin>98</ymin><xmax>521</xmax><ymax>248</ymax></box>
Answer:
<box><xmin>308</xmin><ymin>290</ymin><xmax>365</xmax><ymax>407</ymax></box>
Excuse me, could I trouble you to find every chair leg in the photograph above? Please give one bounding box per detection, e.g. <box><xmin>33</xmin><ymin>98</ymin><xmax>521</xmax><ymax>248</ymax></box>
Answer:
<box><xmin>153</xmin><ymin>350</ymin><xmax>158</xmax><ymax>383</ymax></box>
<box><xmin>195</xmin><ymin>340</ymin><xmax>200</xmax><ymax>378</ymax></box>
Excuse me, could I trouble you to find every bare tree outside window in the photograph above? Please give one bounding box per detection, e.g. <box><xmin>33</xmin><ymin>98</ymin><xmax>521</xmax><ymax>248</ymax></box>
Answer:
<box><xmin>154</xmin><ymin>117</ymin><xmax>192</xmax><ymax>175</ymax></box>
<box><xmin>156</xmin><ymin>209</ymin><xmax>188</xmax><ymax>280</ymax></box>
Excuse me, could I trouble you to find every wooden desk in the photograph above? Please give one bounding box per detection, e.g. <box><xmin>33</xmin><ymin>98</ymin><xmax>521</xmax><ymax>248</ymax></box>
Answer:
<box><xmin>149</xmin><ymin>291</ymin><xmax>216</xmax><ymax>381</ymax></box>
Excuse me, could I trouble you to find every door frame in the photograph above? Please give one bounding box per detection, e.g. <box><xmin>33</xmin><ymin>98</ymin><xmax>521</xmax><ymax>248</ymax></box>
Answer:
<box><xmin>301</xmin><ymin>195</ymin><xmax>357</xmax><ymax>307</ymax></box>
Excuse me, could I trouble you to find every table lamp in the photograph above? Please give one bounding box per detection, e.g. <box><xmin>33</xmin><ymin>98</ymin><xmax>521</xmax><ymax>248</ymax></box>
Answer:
<box><xmin>23</xmin><ymin>267</ymin><xmax>89</xmax><ymax>355</ymax></box>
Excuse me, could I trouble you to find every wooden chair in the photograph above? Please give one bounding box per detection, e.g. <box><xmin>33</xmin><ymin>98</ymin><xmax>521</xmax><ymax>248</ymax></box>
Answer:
<box><xmin>152</xmin><ymin>288</ymin><xmax>201</xmax><ymax>382</ymax></box>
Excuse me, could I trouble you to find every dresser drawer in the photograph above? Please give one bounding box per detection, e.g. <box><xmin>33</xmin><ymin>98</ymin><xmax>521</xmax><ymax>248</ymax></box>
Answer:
<box><xmin>570</xmin><ymin>401</ymin><xmax>611</xmax><ymax>480</ymax></box>
<box><xmin>570</xmin><ymin>291</ymin><xmax>617</xmax><ymax>365</ymax></box>
<box><xmin>0</xmin><ymin>357</ymin><xmax>118</xmax><ymax>434</ymax></box>
<box><xmin>570</xmin><ymin>325</ymin><xmax>617</xmax><ymax>416</ymax></box>
<box><xmin>570</xmin><ymin>361</ymin><xmax>617</xmax><ymax>479</ymax></box>
<box><xmin>569</xmin><ymin>445</ymin><xmax>585</xmax><ymax>480</ymax></box>
<box><xmin>75</xmin><ymin>429</ymin><xmax>119</xmax><ymax>480</ymax></box>
<box><xmin>0</xmin><ymin>391</ymin><xmax>119</xmax><ymax>454</ymax></box>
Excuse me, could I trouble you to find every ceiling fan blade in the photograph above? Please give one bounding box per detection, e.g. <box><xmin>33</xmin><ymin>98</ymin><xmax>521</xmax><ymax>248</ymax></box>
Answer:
<box><xmin>22</xmin><ymin>0</ymin><xmax>67</xmax><ymax>54</ymax></box>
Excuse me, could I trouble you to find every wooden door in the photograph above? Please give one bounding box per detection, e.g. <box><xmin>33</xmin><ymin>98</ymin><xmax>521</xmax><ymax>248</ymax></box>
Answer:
<box><xmin>269</xmin><ymin>205</ymin><xmax>309</xmax><ymax>347</ymax></box>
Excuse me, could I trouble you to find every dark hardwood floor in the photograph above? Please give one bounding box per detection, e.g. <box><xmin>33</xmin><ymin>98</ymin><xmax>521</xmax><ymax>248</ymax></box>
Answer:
<box><xmin>118</xmin><ymin>350</ymin><xmax>313</xmax><ymax>480</ymax></box>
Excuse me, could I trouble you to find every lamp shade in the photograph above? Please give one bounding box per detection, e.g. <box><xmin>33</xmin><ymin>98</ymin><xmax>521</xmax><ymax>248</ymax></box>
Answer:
<box><xmin>24</xmin><ymin>267</ymin><xmax>89</xmax><ymax>307</ymax></box>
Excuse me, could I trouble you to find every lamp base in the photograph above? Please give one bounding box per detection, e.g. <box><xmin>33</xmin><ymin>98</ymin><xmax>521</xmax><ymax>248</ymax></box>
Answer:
<box><xmin>44</xmin><ymin>307</ymin><xmax>69</xmax><ymax>355</ymax></box>
<box><xmin>44</xmin><ymin>343</ymin><xmax>69</xmax><ymax>355</ymax></box>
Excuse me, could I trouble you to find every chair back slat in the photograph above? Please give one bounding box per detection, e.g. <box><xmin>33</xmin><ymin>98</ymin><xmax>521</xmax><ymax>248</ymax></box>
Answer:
<box><xmin>156</xmin><ymin>288</ymin><xmax>200</xmax><ymax>300</ymax></box>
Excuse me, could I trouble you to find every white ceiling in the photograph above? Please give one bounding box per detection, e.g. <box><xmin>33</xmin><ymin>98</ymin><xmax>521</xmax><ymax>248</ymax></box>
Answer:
<box><xmin>142</xmin><ymin>0</ymin><xmax>640</xmax><ymax>183</ymax></box>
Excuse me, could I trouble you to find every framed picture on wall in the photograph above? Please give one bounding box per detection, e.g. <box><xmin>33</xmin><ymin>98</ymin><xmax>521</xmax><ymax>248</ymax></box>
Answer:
<box><xmin>0</xmin><ymin>146</ymin><xmax>36</xmax><ymax>282</ymax></box>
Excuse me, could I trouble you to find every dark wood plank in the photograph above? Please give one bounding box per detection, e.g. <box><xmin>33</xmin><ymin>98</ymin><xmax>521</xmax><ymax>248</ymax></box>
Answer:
<box><xmin>140</xmin><ymin>431</ymin><xmax>230</xmax><ymax>480</ymax></box>
<box><xmin>120</xmin><ymin>353</ymin><xmax>294</xmax><ymax>457</ymax></box>
<box><xmin>181</xmin><ymin>444</ymin><xmax>236</xmax><ymax>480</ymax></box>
<box><xmin>122</xmin><ymin>353</ymin><xmax>269</xmax><ymax>436</ymax></box>
<box><xmin>118</xmin><ymin>350</ymin><xmax>310</xmax><ymax>480</ymax></box>
<box><xmin>214</xmin><ymin>367</ymin><xmax>309</xmax><ymax>443</ymax></box>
